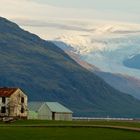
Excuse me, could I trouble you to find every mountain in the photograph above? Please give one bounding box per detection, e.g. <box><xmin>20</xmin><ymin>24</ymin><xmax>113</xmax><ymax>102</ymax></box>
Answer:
<box><xmin>1</xmin><ymin>17</ymin><xmax>140</xmax><ymax>117</ymax></box>
<box><xmin>53</xmin><ymin>22</ymin><xmax>140</xmax><ymax>79</ymax></box>
<box><xmin>124</xmin><ymin>54</ymin><xmax>140</xmax><ymax>70</ymax></box>
<box><xmin>17</xmin><ymin>18</ymin><xmax>140</xmax><ymax>78</ymax></box>
<box><xmin>95</xmin><ymin>72</ymin><xmax>140</xmax><ymax>100</ymax></box>
<box><xmin>64</xmin><ymin>50</ymin><xmax>140</xmax><ymax>100</ymax></box>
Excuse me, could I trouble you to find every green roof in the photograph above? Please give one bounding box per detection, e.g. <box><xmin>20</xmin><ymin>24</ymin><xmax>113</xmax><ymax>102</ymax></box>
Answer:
<box><xmin>28</xmin><ymin>102</ymin><xmax>44</xmax><ymax>112</ymax></box>
<box><xmin>28</xmin><ymin>102</ymin><xmax>73</xmax><ymax>113</ymax></box>
<box><xmin>46</xmin><ymin>102</ymin><xmax>73</xmax><ymax>113</ymax></box>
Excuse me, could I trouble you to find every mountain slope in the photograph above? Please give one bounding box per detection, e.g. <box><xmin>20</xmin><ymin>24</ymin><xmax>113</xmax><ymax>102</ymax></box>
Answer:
<box><xmin>53</xmin><ymin>25</ymin><xmax>140</xmax><ymax>79</ymax></box>
<box><xmin>96</xmin><ymin>72</ymin><xmax>140</xmax><ymax>100</ymax></box>
<box><xmin>124</xmin><ymin>54</ymin><xmax>140</xmax><ymax>70</ymax></box>
<box><xmin>1</xmin><ymin>17</ymin><xmax>140</xmax><ymax>117</ymax></box>
<box><xmin>65</xmin><ymin>50</ymin><xmax>140</xmax><ymax>100</ymax></box>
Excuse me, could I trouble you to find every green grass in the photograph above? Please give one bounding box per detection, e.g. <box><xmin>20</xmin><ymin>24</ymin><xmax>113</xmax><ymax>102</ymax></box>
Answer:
<box><xmin>1</xmin><ymin>120</ymin><xmax>140</xmax><ymax>140</ymax></box>
<box><xmin>1</xmin><ymin>120</ymin><xmax>140</xmax><ymax>128</ymax></box>
<box><xmin>0</xmin><ymin>127</ymin><xmax>140</xmax><ymax>140</ymax></box>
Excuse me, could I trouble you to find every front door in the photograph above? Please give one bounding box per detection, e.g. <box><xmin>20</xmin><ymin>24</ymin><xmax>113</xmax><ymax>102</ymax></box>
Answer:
<box><xmin>52</xmin><ymin>112</ymin><xmax>55</xmax><ymax>120</ymax></box>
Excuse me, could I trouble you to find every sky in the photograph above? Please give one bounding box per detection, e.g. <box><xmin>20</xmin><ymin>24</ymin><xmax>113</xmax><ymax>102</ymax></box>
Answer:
<box><xmin>0</xmin><ymin>0</ymin><xmax>140</xmax><ymax>40</ymax></box>
<box><xmin>33</xmin><ymin>0</ymin><xmax>140</xmax><ymax>22</ymax></box>
<box><xmin>0</xmin><ymin>0</ymin><xmax>140</xmax><ymax>23</ymax></box>
<box><xmin>34</xmin><ymin>0</ymin><xmax>140</xmax><ymax>11</ymax></box>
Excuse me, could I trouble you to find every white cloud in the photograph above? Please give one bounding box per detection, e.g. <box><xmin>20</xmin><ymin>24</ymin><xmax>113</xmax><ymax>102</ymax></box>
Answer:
<box><xmin>0</xmin><ymin>0</ymin><xmax>97</xmax><ymax>20</ymax></box>
<box><xmin>1</xmin><ymin>0</ymin><xmax>139</xmax><ymax>24</ymax></box>
<box><xmin>0</xmin><ymin>0</ymin><xmax>140</xmax><ymax>40</ymax></box>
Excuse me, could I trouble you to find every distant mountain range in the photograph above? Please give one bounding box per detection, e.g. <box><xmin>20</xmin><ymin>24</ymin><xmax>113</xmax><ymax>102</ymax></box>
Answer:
<box><xmin>53</xmin><ymin>23</ymin><xmax>140</xmax><ymax>79</ymax></box>
<box><xmin>1</xmin><ymin>17</ymin><xmax>140</xmax><ymax>117</ymax></box>
<box><xmin>63</xmin><ymin>50</ymin><xmax>140</xmax><ymax>100</ymax></box>
<box><xmin>124</xmin><ymin>54</ymin><xmax>140</xmax><ymax>70</ymax></box>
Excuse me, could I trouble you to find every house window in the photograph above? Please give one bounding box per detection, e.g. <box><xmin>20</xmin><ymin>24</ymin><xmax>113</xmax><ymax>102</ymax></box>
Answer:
<box><xmin>2</xmin><ymin>97</ymin><xmax>6</xmax><ymax>103</ymax></box>
<box><xmin>21</xmin><ymin>97</ymin><xmax>24</xmax><ymax>103</ymax></box>
<box><xmin>21</xmin><ymin>107</ymin><xmax>24</xmax><ymax>113</ymax></box>
<box><xmin>1</xmin><ymin>106</ymin><xmax>6</xmax><ymax>113</ymax></box>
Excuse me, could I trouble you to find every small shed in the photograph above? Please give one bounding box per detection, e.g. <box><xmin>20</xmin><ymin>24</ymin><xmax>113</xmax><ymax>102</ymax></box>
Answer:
<box><xmin>28</xmin><ymin>102</ymin><xmax>73</xmax><ymax>121</ymax></box>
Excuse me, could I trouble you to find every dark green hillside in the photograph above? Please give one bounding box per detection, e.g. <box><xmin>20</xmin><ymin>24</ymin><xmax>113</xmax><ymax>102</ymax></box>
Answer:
<box><xmin>0</xmin><ymin>17</ymin><xmax>140</xmax><ymax>117</ymax></box>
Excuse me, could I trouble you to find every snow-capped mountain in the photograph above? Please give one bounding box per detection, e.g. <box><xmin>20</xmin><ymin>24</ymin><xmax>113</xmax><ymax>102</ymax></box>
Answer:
<box><xmin>18</xmin><ymin>18</ymin><xmax>140</xmax><ymax>78</ymax></box>
<box><xmin>53</xmin><ymin>22</ymin><xmax>140</xmax><ymax>78</ymax></box>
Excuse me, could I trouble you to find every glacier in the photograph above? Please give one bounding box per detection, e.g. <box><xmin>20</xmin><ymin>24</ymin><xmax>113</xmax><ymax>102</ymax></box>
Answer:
<box><xmin>19</xmin><ymin>19</ymin><xmax>140</xmax><ymax>78</ymax></box>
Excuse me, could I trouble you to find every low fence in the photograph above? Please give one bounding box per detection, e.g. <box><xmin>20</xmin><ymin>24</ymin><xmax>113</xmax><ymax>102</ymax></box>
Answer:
<box><xmin>72</xmin><ymin>117</ymin><xmax>134</xmax><ymax>121</ymax></box>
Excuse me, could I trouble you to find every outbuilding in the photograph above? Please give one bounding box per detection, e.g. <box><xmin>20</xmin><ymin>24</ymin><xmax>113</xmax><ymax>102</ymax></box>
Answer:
<box><xmin>28</xmin><ymin>102</ymin><xmax>73</xmax><ymax>121</ymax></box>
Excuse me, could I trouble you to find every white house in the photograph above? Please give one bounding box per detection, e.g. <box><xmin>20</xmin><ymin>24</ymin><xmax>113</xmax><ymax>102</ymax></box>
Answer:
<box><xmin>28</xmin><ymin>102</ymin><xmax>73</xmax><ymax>121</ymax></box>
<box><xmin>0</xmin><ymin>87</ymin><xmax>28</xmax><ymax>119</ymax></box>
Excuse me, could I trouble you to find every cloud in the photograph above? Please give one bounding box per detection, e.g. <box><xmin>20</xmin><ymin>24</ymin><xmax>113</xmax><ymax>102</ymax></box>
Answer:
<box><xmin>14</xmin><ymin>19</ymin><xmax>92</xmax><ymax>32</ymax></box>
<box><xmin>0</xmin><ymin>0</ymin><xmax>95</xmax><ymax>20</ymax></box>
<box><xmin>1</xmin><ymin>0</ymin><xmax>139</xmax><ymax>24</ymax></box>
<box><xmin>0</xmin><ymin>0</ymin><xmax>140</xmax><ymax>41</ymax></box>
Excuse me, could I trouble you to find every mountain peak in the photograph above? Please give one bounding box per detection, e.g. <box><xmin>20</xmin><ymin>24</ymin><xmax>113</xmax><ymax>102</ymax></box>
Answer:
<box><xmin>0</xmin><ymin>16</ymin><xmax>20</xmax><ymax>30</ymax></box>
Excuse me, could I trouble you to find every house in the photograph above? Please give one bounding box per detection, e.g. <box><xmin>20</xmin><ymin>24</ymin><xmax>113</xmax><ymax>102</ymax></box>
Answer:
<box><xmin>0</xmin><ymin>88</ymin><xmax>28</xmax><ymax>119</ymax></box>
<box><xmin>28</xmin><ymin>102</ymin><xmax>73</xmax><ymax>121</ymax></box>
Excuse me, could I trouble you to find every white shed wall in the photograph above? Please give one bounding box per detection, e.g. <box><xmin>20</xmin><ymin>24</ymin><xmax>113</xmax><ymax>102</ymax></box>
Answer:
<box><xmin>38</xmin><ymin>104</ymin><xmax>52</xmax><ymax>120</ymax></box>
<box><xmin>55</xmin><ymin>113</ymin><xmax>72</xmax><ymax>121</ymax></box>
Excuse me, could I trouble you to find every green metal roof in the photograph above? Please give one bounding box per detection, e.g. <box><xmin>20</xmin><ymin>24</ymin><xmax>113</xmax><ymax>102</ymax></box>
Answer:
<box><xmin>28</xmin><ymin>102</ymin><xmax>44</xmax><ymax>112</ymax></box>
<box><xmin>28</xmin><ymin>102</ymin><xmax>73</xmax><ymax>113</ymax></box>
<box><xmin>46</xmin><ymin>102</ymin><xmax>73</xmax><ymax>113</ymax></box>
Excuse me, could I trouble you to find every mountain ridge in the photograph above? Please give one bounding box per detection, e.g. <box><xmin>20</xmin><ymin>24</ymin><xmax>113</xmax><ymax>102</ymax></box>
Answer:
<box><xmin>1</xmin><ymin>17</ymin><xmax>140</xmax><ymax>117</ymax></box>
<box><xmin>63</xmin><ymin>49</ymin><xmax>140</xmax><ymax>100</ymax></box>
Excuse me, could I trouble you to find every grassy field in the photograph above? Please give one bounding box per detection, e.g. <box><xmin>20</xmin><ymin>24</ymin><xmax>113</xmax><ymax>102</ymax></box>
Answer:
<box><xmin>1</xmin><ymin>120</ymin><xmax>140</xmax><ymax>128</ymax></box>
<box><xmin>1</xmin><ymin>127</ymin><xmax>140</xmax><ymax>140</ymax></box>
<box><xmin>1</xmin><ymin>120</ymin><xmax>140</xmax><ymax>140</ymax></box>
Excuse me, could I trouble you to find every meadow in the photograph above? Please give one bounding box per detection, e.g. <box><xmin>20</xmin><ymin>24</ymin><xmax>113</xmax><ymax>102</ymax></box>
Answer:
<box><xmin>0</xmin><ymin>120</ymin><xmax>140</xmax><ymax>140</ymax></box>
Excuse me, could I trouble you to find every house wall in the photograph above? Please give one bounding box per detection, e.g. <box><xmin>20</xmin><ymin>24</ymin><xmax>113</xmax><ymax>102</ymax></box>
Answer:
<box><xmin>38</xmin><ymin>104</ymin><xmax>52</xmax><ymax>120</ymax></box>
<box><xmin>9</xmin><ymin>89</ymin><xmax>28</xmax><ymax>118</ymax></box>
<box><xmin>54</xmin><ymin>113</ymin><xmax>72</xmax><ymax>121</ymax></box>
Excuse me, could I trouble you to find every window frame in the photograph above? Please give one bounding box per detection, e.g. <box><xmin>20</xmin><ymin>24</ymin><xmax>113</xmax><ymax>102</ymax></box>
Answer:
<box><xmin>21</xmin><ymin>97</ymin><xmax>24</xmax><ymax>103</ymax></box>
<box><xmin>21</xmin><ymin>107</ymin><xmax>24</xmax><ymax>113</ymax></box>
<box><xmin>1</xmin><ymin>106</ymin><xmax>6</xmax><ymax>113</ymax></box>
<box><xmin>2</xmin><ymin>97</ymin><xmax>6</xmax><ymax>104</ymax></box>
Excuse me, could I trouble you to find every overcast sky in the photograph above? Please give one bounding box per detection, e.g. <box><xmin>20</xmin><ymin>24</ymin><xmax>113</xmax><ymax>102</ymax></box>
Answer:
<box><xmin>34</xmin><ymin>0</ymin><xmax>140</xmax><ymax>11</ymax></box>
<box><xmin>0</xmin><ymin>0</ymin><xmax>139</xmax><ymax>24</ymax></box>
<box><xmin>34</xmin><ymin>0</ymin><xmax>140</xmax><ymax>15</ymax></box>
